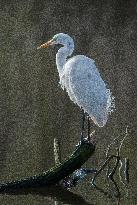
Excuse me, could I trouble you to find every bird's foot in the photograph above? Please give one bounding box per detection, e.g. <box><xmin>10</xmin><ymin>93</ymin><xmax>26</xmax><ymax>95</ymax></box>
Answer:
<box><xmin>88</xmin><ymin>130</ymin><xmax>97</xmax><ymax>145</ymax></box>
<box><xmin>76</xmin><ymin>130</ymin><xmax>96</xmax><ymax>148</ymax></box>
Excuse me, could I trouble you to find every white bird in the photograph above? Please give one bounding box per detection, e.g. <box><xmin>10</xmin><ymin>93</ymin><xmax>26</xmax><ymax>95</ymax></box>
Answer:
<box><xmin>37</xmin><ymin>33</ymin><xmax>114</xmax><ymax>128</ymax></box>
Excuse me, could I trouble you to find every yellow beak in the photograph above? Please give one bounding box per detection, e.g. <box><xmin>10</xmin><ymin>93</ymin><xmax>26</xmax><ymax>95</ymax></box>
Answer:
<box><xmin>37</xmin><ymin>39</ymin><xmax>54</xmax><ymax>49</ymax></box>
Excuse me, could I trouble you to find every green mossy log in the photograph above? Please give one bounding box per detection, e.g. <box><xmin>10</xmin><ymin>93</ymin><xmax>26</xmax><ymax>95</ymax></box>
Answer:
<box><xmin>0</xmin><ymin>140</ymin><xmax>95</xmax><ymax>192</ymax></box>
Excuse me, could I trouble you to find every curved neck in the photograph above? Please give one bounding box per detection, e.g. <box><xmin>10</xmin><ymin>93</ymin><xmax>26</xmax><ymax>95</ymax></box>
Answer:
<box><xmin>56</xmin><ymin>44</ymin><xmax>74</xmax><ymax>77</ymax></box>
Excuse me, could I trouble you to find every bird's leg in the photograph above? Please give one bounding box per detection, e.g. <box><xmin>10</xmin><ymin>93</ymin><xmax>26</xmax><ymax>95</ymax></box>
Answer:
<box><xmin>80</xmin><ymin>109</ymin><xmax>85</xmax><ymax>142</ymax></box>
<box><xmin>87</xmin><ymin>115</ymin><xmax>90</xmax><ymax>142</ymax></box>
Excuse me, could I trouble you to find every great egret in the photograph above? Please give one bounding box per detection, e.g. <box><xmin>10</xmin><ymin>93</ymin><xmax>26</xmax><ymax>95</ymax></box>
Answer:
<box><xmin>37</xmin><ymin>33</ymin><xmax>114</xmax><ymax>130</ymax></box>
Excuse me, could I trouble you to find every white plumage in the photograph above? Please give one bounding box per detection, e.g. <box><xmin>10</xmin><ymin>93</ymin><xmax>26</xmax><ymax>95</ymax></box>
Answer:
<box><xmin>38</xmin><ymin>33</ymin><xmax>114</xmax><ymax>127</ymax></box>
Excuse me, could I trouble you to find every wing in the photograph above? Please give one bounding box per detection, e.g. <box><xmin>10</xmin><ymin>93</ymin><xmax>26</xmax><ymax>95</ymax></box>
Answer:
<box><xmin>67</xmin><ymin>56</ymin><xmax>109</xmax><ymax>127</ymax></box>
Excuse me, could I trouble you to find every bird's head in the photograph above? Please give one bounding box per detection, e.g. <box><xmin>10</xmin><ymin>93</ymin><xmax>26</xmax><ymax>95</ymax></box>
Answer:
<box><xmin>37</xmin><ymin>33</ymin><xmax>74</xmax><ymax>49</ymax></box>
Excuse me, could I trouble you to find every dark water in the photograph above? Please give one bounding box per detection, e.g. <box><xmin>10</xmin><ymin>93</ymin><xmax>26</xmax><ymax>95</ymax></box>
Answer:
<box><xmin>0</xmin><ymin>0</ymin><xmax>137</xmax><ymax>204</ymax></box>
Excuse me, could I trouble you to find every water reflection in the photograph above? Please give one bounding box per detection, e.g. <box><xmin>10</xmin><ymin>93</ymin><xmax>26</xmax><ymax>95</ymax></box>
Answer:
<box><xmin>2</xmin><ymin>185</ymin><xmax>94</xmax><ymax>205</ymax></box>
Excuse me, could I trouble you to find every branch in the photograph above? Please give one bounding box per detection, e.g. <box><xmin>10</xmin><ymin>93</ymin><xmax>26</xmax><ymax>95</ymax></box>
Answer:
<box><xmin>0</xmin><ymin>138</ymin><xmax>95</xmax><ymax>192</ymax></box>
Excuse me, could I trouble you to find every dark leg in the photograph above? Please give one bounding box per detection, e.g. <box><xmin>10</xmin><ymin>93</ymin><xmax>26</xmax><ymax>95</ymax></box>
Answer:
<box><xmin>87</xmin><ymin>116</ymin><xmax>90</xmax><ymax>142</ymax></box>
<box><xmin>81</xmin><ymin>109</ymin><xmax>85</xmax><ymax>142</ymax></box>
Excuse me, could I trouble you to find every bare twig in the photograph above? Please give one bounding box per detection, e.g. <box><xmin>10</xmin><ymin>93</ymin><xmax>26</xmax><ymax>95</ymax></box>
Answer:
<box><xmin>124</xmin><ymin>158</ymin><xmax>129</xmax><ymax>184</ymax></box>
<box><xmin>91</xmin><ymin>155</ymin><xmax>120</xmax><ymax>197</ymax></box>
<box><xmin>54</xmin><ymin>138</ymin><xmax>61</xmax><ymax>205</ymax></box>
<box><xmin>91</xmin><ymin>126</ymin><xmax>129</xmax><ymax>198</ymax></box>
<box><xmin>54</xmin><ymin>138</ymin><xmax>61</xmax><ymax>165</ymax></box>
<box><xmin>107</xmin><ymin>148</ymin><xmax>120</xmax><ymax>198</ymax></box>
<box><xmin>118</xmin><ymin>126</ymin><xmax>128</xmax><ymax>186</ymax></box>
<box><xmin>105</xmin><ymin>136</ymin><xmax>119</xmax><ymax>177</ymax></box>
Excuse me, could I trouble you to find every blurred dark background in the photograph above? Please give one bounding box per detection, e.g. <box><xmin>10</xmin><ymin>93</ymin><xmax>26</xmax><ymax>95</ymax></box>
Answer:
<box><xmin>0</xmin><ymin>0</ymin><xmax>137</xmax><ymax>204</ymax></box>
